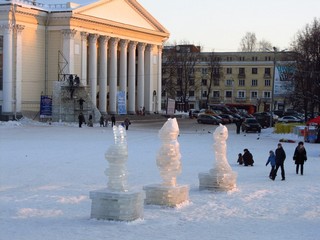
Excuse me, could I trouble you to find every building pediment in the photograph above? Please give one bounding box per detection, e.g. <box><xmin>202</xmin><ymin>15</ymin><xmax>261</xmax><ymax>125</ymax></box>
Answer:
<box><xmin>73</xmin><ymin>0</ymin><xmax>168</xmax><ymax>34</ymax></box>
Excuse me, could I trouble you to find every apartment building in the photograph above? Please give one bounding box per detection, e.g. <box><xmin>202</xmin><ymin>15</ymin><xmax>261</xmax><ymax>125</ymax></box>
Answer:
<box><xmin>162</xmin><ymin>46</ymin><xmax>293</xmax><ymax>113</ymax></box>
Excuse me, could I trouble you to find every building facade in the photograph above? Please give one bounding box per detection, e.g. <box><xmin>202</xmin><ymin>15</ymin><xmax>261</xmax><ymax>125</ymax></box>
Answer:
<box><xmin>0</xmin><ymin>0</ymin><xmax>169</xmax><ymax>120</ymax></box>
<box><xmin>162</xmin><ymin>46</ymin><xmax>293</xmax><ymax>113</ymax></box>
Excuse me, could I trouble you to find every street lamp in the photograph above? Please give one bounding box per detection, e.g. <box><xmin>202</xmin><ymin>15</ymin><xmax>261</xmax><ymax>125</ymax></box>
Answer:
<box><xmin>266</xmin><ymin>47</ymin><xmax>286</xmax><ymax>128</ymax></box>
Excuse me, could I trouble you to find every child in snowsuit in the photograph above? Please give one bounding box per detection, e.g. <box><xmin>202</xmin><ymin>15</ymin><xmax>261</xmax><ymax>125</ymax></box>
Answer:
<box><xmin>237</xmin><ymin>153</ymin><xmax>243</xmax><ymax>165</ymax></box>
<box><xmin>266</xmin><ymin>150</ymin><xmax>276</xmax><ymax>179</ymax></box>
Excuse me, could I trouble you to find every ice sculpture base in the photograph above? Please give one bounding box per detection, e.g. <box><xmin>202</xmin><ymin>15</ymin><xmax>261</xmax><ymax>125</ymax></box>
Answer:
<box><xmin>198</xmin><ymin>171</ymin><xmax>237</xmax><ymax>191</ymax></box>
<box><xmin>89</xmin><ymin>189</ymin><xmax>145</xmax><ymax>221</ymax></box>
<box><xmin>143</xmin><ymin>184</ymin><xmax>189</xmax><ymax>207</ymax></box>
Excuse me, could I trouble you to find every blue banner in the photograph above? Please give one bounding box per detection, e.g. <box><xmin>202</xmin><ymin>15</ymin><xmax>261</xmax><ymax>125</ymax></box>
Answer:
<box><xmin>40</xmin><ymin>95</ymin><xmax>52</xmax><ymax>118</ymax></box>
<box><xmin>117</xmin><ymin>91</ymin><xmax>127</xmax><ymax>115</ymax></box>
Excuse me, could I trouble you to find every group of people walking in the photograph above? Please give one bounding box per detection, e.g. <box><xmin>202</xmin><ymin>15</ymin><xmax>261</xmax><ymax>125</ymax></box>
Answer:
<box><xmin>237</xmin><ymin>141</ymin><xmax>307</xmax><ymax>180</ymax></box>
<box><xmin>78</xmin><ymin>113</ymin><xmax>131</xmax><ymax>130</ymax></box>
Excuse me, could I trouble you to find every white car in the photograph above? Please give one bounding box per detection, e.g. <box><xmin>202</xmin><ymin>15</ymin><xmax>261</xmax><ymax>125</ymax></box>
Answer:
<box><xmin>278</xmin><ymin>116</ymin><xmax>303</xmax><ymax>123</ymax></box>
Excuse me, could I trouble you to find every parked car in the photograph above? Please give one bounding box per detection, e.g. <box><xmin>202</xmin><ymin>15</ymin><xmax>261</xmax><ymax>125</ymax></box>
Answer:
<box><xmin>278</xmin><ymin>116</ymin><xmax>304</xmax><ymax>123</ymax></box>
<box><xmin>241</xmin><ymin>118</ymin><xmax>262</xmax><ymax>133</ymax></box>
<box><xmin>219</xmin><ymin>114</ymin><xmax>234</xmax><ymax>123</ymax></box>
<box><xmin>197</xmin><ymin>114</ymin><xmax>221</xmax><ymax>125</ymax></box>
<box><xmin>189</xmin><ymin>109</ymin><xmax>200</xmax><ymax>118</ymax></box>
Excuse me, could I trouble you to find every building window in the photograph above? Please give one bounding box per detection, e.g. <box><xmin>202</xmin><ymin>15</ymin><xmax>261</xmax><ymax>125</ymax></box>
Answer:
<box><xmin>213</xmin><ymin>79</ymin><xmax>220</xmax><ymax>86</ymax></box>
<box><xmin>202</xmin><ymin>79</ymin><xmax>207</xmax><ymax>86</ymax></box>
<box><xmin>239</xmin><ymin>56</ymin><xmax>245</xmax><ymax>61</ymax></box>
<box><xmin>238</xmin><ymin>91</ymin><xmax>245</xmax><ymax>98</ymax></box>
<box><xmin>177</xmin><ymin>91</ymin><xmax>182</xmax><ymax>97</ymax></box>
<box><xmin>239</xmin><ymin>79</ymin><xmax>245</xmax><ymax>86</ymax></box>
<box><xmin>189</xmin><ymin>78</ymin><xmax>195</xmax><ymax>86</ymax></box>
<box><xmin>252</xmin><ymin>68</ymin><xmax>258</xmax><ymax>74</ymax></box>
<box><xmin>265</xmin><ymin>56</ymin><xmax>271</xmax><ymax>61</ymax></box>
<box><xmin>265</xmin><ymin>79</ymin><xmax>271</xmax><ymax>86</ymax></box>
<box><xmin>251</xmin><ymin>91</ymin><xmax>258</xmax><ymax>99</ymax></box>
<box><xmin>252</xmin><ymin>56</ymin><xmax>258</xmax><ymax>61</ymax></box>
<box><xmin>252</xmin><ymin>79</ymin><xmax>258</xmax><ymax>86</ymax></box>
<box><xmin>226</xmin><ymin>91</ymin><xmax>232</xmax><ymax>98</ymax></box>
<box><xmin>226</xmin><ymin>79</ymin><xmax>233</xmax><ymax>86</ymax></box>
<box><xmin>265</xmin><ymin>68</ymin><xmax>271</xmax><ymax>75</ymax></box>
<box><xmin>202</xmin><ymin>68</ymin><xmax>208</xmax><ymax>74</ymax></box>
<box><xmin>227</xmin><ymin>56</ymin><xmax>232</xmax><ymax>61</ymax></box>
<box><xmin>189</xmin><ymin>91</ymin><xmax>194</xmax><ymax>97</ymax></box>
<box><xmin>239</xmin><ymin>68</ymin><xmax>245</xmax><ymax>74</ymax></box>
<box><xmin>213</xmin><ymin>91</ymin><xmax>220</xmax><ymax>98</ymax></box>
<box><xmin>162</xmin><ymin>90</ymin><xmax>166</xmax><ymax>97</ymax></box>
<box><xmin>263</xmin><ymin>91</ymin><xmax>271</xmax><ymax>98</ymax></box>
<box><xmin>202</xmin><ymin>90</ymin><xmax>207</xmax><ymax>97</ymax></box>
<box><xmin>227</xmin><ymin>68</ymin><xmax>232</xmax><ymax>74</ymax></box>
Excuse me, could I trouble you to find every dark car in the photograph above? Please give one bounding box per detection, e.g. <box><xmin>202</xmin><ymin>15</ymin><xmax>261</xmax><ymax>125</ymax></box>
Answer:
<box><xmin>241</xmin><ymin>118</ymin><xmax>262</xmax><ymax>133</ymax></box>
<box><xmin>197</xmin><ymin>114</ymin><xmax>221</xmax><ymax>125</ymax></box>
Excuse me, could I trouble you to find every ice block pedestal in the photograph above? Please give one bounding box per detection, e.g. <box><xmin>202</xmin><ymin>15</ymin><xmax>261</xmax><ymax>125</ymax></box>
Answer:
<box><xmin>198</xmin><ymin>124</ymin><xmax>237</xmax><ymax>191</ymax></box>
<box><xmin>90</xmin><ymin>126</ymin><xmax>145</xmax><ymax>221</ymax></box>
<box><xmin>143</xmin><ymin>118</ymin><xmax>189</xmax><ymax>207</ymax></box>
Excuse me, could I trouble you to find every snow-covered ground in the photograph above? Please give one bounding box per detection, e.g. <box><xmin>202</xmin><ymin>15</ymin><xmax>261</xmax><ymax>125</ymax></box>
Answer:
<box><xmin>1</xmin><ymin>117</ymin><xmax>319</xmax><ymax>240</ymax></box>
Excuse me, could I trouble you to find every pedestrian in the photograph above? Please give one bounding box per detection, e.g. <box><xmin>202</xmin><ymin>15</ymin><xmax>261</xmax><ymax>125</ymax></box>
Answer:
<box><xmin>293</xmin><ymin>141</ymin><xmax>307</xmax><ymax>175</ymax></box>
<box><xmin>271</xmin><ymin>143</ymin><xmax>286</xmax><ymax>181</ymax></box>
<box><xmin>235</xmin><ymin>119</ymin><xmax>242</xmax><ymax>134</ymax></box>
<box><xmin>78</xmin><ymin>112</ymin><xmax>85</xmax><ymax>128</ymax></box>
<box><xmin>111</xmin><ymin>114</ymin><xmax>116</xmax><ymax>127</ymax></box>
<box><xmin>237</xmin><ymin>153</ymin><xmax>243</xmax><ymax>165</ymax></box>
<box><xmin>124</xmin><ymin>118</ymin><xmax>131</xmax><ymax>130</ymax></box>
<box><xmin>243</xmin><ymin>149</ymin><xmax>254</xmax><ymax>166</ymax></box>
<box><xmin>88</xmin><ymin>114</ymin><xmax>93</xmax><ymax>127</ymax></box>
<box><xmin>74</xmin><ymin>75</ymin><xmax>80</xmax><ymax>86</ymax></box>
<box><xmin>99</xmin><ymin>115</ymin><xmax>105</xmax><ymax>127</ymax></box>
<box><xmin>78</xmin><ymin>98</ymin><xmax>85</xmax><ymax>110</ymax></box>
<box><xmin>266</xmin><ymin>150</ymin><xmax>276</xmax><ymax>179</ymax></box>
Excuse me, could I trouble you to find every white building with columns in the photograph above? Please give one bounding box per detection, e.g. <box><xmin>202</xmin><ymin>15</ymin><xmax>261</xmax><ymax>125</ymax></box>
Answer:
<box><xmin>0</xmin><ymin>0</ymin><xmax>169</xmax><ymax>120</ymax></box>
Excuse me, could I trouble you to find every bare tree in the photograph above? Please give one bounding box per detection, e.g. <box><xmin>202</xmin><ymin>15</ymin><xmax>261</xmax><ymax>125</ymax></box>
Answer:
<box><xmin>204</xmin><ymin>52</ymin><xmax>222</xmax><ymax>108</ymax></box>
<box><xmin>162</xmin><ymin>44</ymin><xmax>201</xmax><ymax>111</ymax></box>
<box><xmin>239</xmin><ymin>32</ymin><xmax>257</xmax><ymax>52</ymax></box>
<box><xmin>257</xmin><ymin>39</ymin><xmax>273</xmax><ymax>51</ymax></box>
<box><xmin>290</xmin><ymin>18</ymin><xmax>320</xmax><ymax>119</ymax></box>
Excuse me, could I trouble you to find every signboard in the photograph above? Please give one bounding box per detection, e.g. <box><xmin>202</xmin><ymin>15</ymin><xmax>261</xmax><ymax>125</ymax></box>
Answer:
<box><xmin>166</xmin><ymin>98</ymin><xmax>175</xmax><ymax>115</ymax></box>
<box><xmin>40</xmin><ymin>95</ymin><xmax>52</xmax><ymax>118</ymax></box>
<box><xmin>274</xmin><ymin>62</ymin><xmax>295</xmax><ymax>96</ymax></box>
<box><xmin>117</xmin><ymin>91</ymin><xmax>127</xmax><ymax>115</ymax></box>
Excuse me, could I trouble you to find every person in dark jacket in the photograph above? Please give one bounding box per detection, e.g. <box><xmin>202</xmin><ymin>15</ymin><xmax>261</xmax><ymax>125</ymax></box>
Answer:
<box><xmin>243</xmin><ymin>149</ymin><xmax>254</xmax><ymax>166</ymax></box>
<box><xmin>111</xmin><ymin>114</ymin><xmax>116</xmax><ymax>127</ymax></box>
<box><xmin>78</xmin><ymin>112</ymin><xmax>85</xmax><ymax>128</ymax></box>
<box><xmin>123</xmin><ymin>118</ymin><xmax>131</xmax><ymax>130</ymax></box>
<box><xmin>237</xmin><ymin>153</ymin><xmax>243</xmax><ymax>165</ymax></box>
<box><xmin>266</xmin><ymin>150</ymin><xmax>276</xmax><ymax>179</ymax></box>
<box><xmin>293</xmin><ymin>141</ymin><xmax>307</xmax><ymax>175</ymax></box>
<box><xmin>271</xmin><ymin>143</ymin><xmax>286</xmax><ymax>180</ymax></box>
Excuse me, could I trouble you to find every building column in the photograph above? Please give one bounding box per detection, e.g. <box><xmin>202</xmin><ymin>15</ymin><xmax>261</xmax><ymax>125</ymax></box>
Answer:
<box><xmin>157</xmin><ymin>45</ymin><xmax>163</xmax><ymax>113</ymax></box>
<box><xmin>144</xmin><ymin>44</ymin><xmax>153</xmax><ymax>114</ymax></box>
<box><xmin>98</xmin><ymin>36</ymin><xmax>110</xmax><ymax>113</ymax></box>
<box><xmin>137</xmin><ymin>43</ymin><xmax>146</xmax><ymax>112</ymax></box>
<box><xmin>128</xmin><ymin>41</ymin><xmax>137</xmax><ymax>114</ymax></box>
<box><xmin>80</xmin><ymin>32</ymin><xmax>88</xmax><ymax>86</ymax></box>
<box><xmin>15</xmin><ymin>25</ymin><xmax>25</xmax><ymax>114</ymax></box>
<box><xmin>88</xmin><ymin>34</ymin><xmax>99</xmax><ymax>106</ymax></box>
<box><xmin>119</xmin><ymin>39</ymin><xmax>128</xmax><ymax>114</ymax></box>
<box><xmin>2</xmin><ymin>24</ymin><xmax>14</xmax><ymax>114</ymax></box>
<box><xmin>62</xmin><ymin>29</ymin><xmax>77</xmax><ymax>75</ymax></box>
<box><xmin>109</xmin><ymin>37</ymin><xmax>120</xmax><ymax>114</ymax></box>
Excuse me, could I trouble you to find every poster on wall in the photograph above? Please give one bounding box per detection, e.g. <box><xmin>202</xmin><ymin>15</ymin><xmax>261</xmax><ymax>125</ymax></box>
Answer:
<box><xmin>117</xmin><ymin>91</ymin><xmax>127</xmax><ymax>115</ymax></box>
<box><xmin>40</xmin><ymin>95</ymin><xmax>52</xmax><ymax>119</ymax></box>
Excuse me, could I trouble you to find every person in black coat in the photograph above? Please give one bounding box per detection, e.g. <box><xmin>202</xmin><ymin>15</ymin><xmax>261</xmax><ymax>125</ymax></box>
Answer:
<box><xmin>111</xmin><ymin>114</ymin><xmax>116</xmax><ymax>127</ymax></box>
<box><xmin>271</xmin><ymin>143</ymin><xmax>286</xmax><ymax>180</ymax></box>
<box><xmin>78</xmin><ymin>112</ymin><xmax>85</xmax><ymax>128</ymax></box>
<box><xmin>243</xmin><ymin>149</ymin><xmax>254</xmax><ymax>166</ymax></box>
<box><xmin>293</xmin><ymin>141</ymin><xmax>307</xmax><ymax>175</ymax></box>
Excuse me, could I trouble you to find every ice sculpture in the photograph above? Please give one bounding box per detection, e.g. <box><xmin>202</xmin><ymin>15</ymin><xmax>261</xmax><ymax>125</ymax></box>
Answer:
<box><xmin>104</xmin><ymin>126</ymin><xmax>128</xmax><ymax>191</ymax></box>
<box><xmin>89</xmin><ymin>125</ymin><xmax>145</xmax><ymax>221</ymax></box>
<box><xmin>144</xmin><ymin>118</ymin><xmax>189</xmax><ymax>207</ymax></box>
<box><xmin>198</xmin><ymin>124</ymin><xmax>237</xmax><ymax>191</ymax></box>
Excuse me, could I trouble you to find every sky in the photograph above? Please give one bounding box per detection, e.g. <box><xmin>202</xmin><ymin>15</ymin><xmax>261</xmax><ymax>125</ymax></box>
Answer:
<box><xmin>17</xmin><ymin>0</ymin><xmax>320</xmax><ymax>52</ymax></box>
<box><xmin>1</xmin><ymin>116</ymin><xmax>320</xmax><ymax>240</ymax></box>
<box><xmin>138</xmin><ymin>0</ymin><xmax>320</xmax><ymax>52</ymax></box>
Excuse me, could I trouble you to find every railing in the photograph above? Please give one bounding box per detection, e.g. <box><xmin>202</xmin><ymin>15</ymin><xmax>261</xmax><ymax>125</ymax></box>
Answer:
<box><xmin>11</xmin><ymin>0</ymin><xmax>69</xmax><ymax>9</ymax></box>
